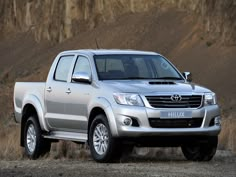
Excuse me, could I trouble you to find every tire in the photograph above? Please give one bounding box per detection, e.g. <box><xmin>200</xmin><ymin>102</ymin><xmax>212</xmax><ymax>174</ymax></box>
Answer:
<box><xmin>89</xmin><ymin>114</ymin><xmax>121</xmax><ymax>162</ymax></box>
<box><xmin>24</xmin><ymin>115</ymin><xmax>51</xmax><ymax>159</ymax></box>
<box><xmin>181</xmin><ymin>136</ymin><xmax>218</xmax><ymax>161</ymax></box>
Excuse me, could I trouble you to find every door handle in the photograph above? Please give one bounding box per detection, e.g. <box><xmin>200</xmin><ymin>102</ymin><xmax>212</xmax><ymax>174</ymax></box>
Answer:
<box><xmin>46</xmin><ymin>87</ymin><xmax>52</xmax><ymax>93</ymax></box>
<box><xmin>66</xmin><ymin>88</ymin><xmax>71</xmax><ymax>94</ymax></box>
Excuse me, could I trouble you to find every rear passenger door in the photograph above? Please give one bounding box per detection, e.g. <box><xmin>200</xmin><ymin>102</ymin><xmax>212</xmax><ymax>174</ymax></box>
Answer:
<box><xmin>45</xmin><ymin>55</ymin><xmax>75</xmax><ymax>130</ymax></box>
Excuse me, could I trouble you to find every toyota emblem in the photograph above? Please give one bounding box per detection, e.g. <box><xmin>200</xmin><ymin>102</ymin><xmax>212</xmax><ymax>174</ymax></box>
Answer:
<box><xmin>171</xmin><ymin>94</ymin><xmax>182</xmax><ymax>102</ymax></box>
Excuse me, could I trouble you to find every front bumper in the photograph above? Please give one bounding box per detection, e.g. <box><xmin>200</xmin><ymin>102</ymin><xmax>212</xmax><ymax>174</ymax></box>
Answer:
<box><xmin>111</xmin><ymin>104</ymin><xmax>221</xmax><ymax>137</ymax></box>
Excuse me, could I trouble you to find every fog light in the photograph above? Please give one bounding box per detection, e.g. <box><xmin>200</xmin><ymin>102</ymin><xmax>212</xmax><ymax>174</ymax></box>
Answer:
<box><xmin>214</xmin><ymin>116</ymin><xmax>221</xmax><ymax>126</ymax></box>
<box><xmin>123</xmin><ymin>118</ymin><xmax>132</xmax><ymax>126</ymax></box>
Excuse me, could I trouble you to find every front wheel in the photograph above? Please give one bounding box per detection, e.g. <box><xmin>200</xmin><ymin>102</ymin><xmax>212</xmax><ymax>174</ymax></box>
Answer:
<box><xmin>89</xmin><ymin>114</ymin><xmax>121</xmax><ymax>162</ymax></box>
<box><xmin>24</xmin><ymin>115</ymin><xmax>51</xmax><ymax>159</ymax></box>
<box><xmin>181</xmin><ymin>136</ymin><xmax>218</xmax><ymax>161</ymax></box>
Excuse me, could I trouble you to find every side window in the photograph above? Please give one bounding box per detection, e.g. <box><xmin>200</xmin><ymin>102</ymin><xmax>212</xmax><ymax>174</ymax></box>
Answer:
<box><xmin>73</xmin><ymin>56</ymin><xmax>91</xmax><ymax>75</ymax></box>
<box><xmin>54</xmin><ymin>55</ymin><xmax>74</xmax><ymax>82</ymax></box>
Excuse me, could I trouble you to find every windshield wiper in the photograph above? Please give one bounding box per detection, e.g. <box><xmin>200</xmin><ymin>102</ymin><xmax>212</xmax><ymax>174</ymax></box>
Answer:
<box><xmin>155</xmin><ymin>77</ymin><xmax>183</xmax><ymax>80</ymax></box>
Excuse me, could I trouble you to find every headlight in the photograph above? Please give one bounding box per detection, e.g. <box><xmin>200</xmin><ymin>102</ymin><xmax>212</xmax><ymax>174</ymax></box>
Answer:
<box><xmin>204</xmin><ymin>93</ymin><xmax>217</xmax><ymax>105</ymax></box>
<box><xmin>113</xmin><ymin>93</ymin><xmax>144</xmax><ymax>106</ymax></box>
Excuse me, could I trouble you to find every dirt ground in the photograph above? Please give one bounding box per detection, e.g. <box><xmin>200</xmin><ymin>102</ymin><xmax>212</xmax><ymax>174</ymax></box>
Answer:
<box><xmin>0</xmin><ymin>150</ymin><xmax>235</xmax><ymax>177</ymax></box>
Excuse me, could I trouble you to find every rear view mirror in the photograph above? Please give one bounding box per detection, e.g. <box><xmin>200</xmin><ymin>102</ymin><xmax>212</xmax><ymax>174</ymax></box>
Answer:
<box><xmin>182</xmin><ymin>72</ymin><xmax>192</xmax><ymax>82</ymax></box>
<box><xmin>72</xmin><ymin>72</ymin><xmax>92</xmax><ymax>84</ymax></box>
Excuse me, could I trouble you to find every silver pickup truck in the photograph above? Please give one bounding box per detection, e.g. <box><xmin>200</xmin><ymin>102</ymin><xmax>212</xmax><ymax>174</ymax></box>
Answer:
<box><xmin>14</xmin><ymin>49</ymin><xmax>221</xmax><ymax>162</ymax></box>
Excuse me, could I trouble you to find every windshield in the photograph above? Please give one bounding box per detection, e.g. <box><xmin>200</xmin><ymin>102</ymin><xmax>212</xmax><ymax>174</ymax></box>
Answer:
<box><xmin>94</xmin><ymin>54</ymin><xmax>183</xmax><ymax>80</ymax></box>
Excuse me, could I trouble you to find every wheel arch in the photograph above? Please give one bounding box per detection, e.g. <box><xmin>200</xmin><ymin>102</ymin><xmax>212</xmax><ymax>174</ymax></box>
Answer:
<box><xmin>21</xmin><ymin>95</ymin><xmax>49</xmax><ymax>146</ymax></box>
<box><xmin>88</xmin><ymin>97</ymin><xmax>119</xmax><ymax>138</ymax></box>
<box><xmin>22</xmin><ymin>94</ymin><xmax>48</xmax><ymax>132</ymax></box>
<box><xmin>88</xmin><ymin>107</ymin><xmax>106</xmax><ymax>135</ymax></box>
<box><xmin>21</xmin><ymin>104</ymin><xmax>38</xmax><ymax>146</ymax></box>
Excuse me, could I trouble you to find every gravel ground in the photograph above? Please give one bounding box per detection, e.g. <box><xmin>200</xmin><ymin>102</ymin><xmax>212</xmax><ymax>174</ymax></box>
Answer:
<box><xmin>0</xmin><ymin>151</ymin><xmax>235</xmax><ymax>177</ymax></box>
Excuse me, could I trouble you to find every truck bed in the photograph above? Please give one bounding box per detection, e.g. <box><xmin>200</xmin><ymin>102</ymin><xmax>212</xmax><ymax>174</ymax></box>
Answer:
<box><xmin>14</xmin><ymin>82</ymin><xmax>46</xmax><ymax>123</ymax></box>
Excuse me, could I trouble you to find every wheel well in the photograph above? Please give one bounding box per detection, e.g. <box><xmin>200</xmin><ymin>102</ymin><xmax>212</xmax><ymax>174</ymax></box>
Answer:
<box><xmin>88</xmin><ymin>107</ymin><xmax>106</xmax><ymax>135</ymax></box>
<box><xmin>21</xmin><ymin>104</ymin><xmax>38</xmax><ymax>147</ymax></box>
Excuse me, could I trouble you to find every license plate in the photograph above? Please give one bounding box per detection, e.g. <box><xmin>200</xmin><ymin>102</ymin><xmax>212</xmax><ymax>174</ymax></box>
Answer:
<box><xmin>160</xmin><ymin>111</ymin><xmax>192</xmax><ymax>119</ymax></box>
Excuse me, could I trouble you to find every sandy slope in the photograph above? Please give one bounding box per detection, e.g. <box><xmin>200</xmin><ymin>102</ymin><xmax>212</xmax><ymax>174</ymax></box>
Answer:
<box><xmin>0</xmin><ymin>8</ymin><xmax>236</xmax><ymax>158</ymax></box>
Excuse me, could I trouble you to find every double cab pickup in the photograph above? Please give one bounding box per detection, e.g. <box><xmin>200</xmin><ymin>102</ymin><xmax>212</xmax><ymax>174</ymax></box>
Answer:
<box><xmin>14</xmin><ymin>49</ymin><xmax>221</xmax><ymax>162</ymax></box>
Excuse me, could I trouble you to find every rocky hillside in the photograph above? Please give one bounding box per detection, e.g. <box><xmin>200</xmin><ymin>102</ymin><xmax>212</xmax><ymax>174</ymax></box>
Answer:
<box><xmin>0</xmin><ymin>0</ymin><xmax>235</xmax><ymax>159</ymax></box>
<box><xmin>0</xmin><ymin>0</ymin><xmax>235</xmax><ymax>44</ymax></box>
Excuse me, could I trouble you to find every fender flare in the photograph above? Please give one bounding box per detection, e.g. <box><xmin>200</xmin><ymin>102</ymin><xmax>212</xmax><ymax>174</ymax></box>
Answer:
<box><xmin>22</xmin><ymin>94</ymin><xmax>49</xmax><ymax>132</ymax></box>
<box><xmin>88</xmin><ymin>97</ymin><xmax>119</xmax><ymax>137</ymax></box>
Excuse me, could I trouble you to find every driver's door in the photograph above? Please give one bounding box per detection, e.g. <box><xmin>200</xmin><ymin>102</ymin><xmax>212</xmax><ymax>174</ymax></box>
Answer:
<box><xmin>63</xmin><ymin>55</ymin><xmax>93</xmax><ymax>133</ymax></box>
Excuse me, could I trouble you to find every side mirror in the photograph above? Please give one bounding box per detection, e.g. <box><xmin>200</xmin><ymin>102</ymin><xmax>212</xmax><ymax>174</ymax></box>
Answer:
<box><xmin>72</xmin><ymin>72</ymin><xmax>92</xmax><ymax>84</ymax></box>
<box><xmin>182</xmin><ymin>72</ymin><xmax>192</xmax><ymax>82</ymax></box>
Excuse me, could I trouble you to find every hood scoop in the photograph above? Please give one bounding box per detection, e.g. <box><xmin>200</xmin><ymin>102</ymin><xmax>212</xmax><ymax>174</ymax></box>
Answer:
<box><xmin>149</xmin><ymin>81</ymin><xmax>176</xmax><ymax>85</ymax></box>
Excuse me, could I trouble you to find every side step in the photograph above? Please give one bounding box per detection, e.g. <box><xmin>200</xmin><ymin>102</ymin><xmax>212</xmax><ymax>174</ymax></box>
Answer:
<box><xmin>43</xmin><ymin>131</ymin><xmax>88</xmax><ymax>143</ymax></box>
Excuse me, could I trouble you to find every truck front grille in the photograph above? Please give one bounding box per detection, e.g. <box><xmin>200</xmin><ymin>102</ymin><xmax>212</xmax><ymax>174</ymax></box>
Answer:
<box><xmin>145</xmin><ymin>95</ymin><xmax>202</xmax><ymax>108</ymax></box>
<box><xmin>149</xmin><ymin>118</ymin><xmax>203</xmax><ymax>128</ymax></box>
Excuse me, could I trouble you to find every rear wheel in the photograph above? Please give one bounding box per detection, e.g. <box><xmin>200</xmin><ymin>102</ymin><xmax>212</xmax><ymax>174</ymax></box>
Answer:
<box><xmin>89</xmin><ymin>114</ymin><xmax>121</xmax><ymax>162</ymax></box>
<box><xmin>24</xmin><ymin>115</ymin><xmax>51</xmax><ymax>159</ymax></box>
<box><xmin>181</xmin><ymin>136</ymin><xmax>218</xmax><ymax>161</ymax></box>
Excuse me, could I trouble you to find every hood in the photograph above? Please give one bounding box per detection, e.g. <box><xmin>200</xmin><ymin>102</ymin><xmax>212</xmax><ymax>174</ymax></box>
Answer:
<box><xmin>101</xmin><ymin>80</ymin><xmax>212</xmax><ymax>94</ymax></box>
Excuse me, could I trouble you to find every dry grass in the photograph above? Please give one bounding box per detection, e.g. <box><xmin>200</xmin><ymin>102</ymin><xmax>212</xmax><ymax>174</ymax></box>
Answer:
<box><xmin>0</xmin><ymin>124</ymin><xmax>23</xmax><ymax>160</ymax></box>
<box><xmin>49</xmin><ymin>141</ymin><xmax>90</xmax><ymax>160</ymax></box>
<box><xmin>219</xmin><ymin>116</ymin><xmax>236</xmax><ymax>152</ymax></box>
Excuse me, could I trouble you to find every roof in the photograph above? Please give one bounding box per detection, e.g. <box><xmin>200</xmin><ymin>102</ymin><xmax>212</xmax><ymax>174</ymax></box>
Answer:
<box><xmin>59</xmin><ymin>49</ymin><xmax>159</xmax><ymax>56</ymax></box>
